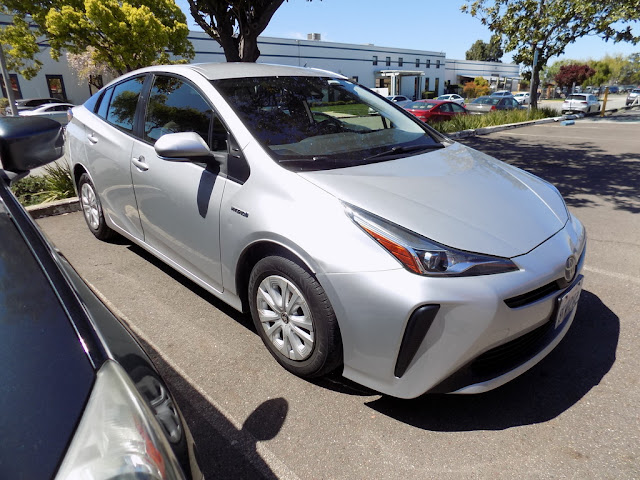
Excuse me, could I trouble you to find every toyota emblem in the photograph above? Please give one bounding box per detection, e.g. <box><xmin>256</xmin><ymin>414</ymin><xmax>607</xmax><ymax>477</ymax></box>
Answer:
<box><xmin>564</xmin><ymin>255</ymin><xmax>577</xmax><ymax>282</ymax></box>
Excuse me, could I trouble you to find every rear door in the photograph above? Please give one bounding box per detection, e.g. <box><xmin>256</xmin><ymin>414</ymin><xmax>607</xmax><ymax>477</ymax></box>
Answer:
<box><xmin>80</xmin><ymin>76</ymin><xmax>146</xmax><ymax>240</ymax></box>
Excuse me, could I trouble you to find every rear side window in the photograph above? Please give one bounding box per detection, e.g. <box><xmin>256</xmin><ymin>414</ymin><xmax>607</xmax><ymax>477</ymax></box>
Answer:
<box><xmin>105</xmin><ymin>76</ymin><xmax>145</xmax><ymax>132</ymax></box>
<box><xmin>144</xmin><ymin>75</ymin><xmax>213</xmax><ymax>144</ymax></box>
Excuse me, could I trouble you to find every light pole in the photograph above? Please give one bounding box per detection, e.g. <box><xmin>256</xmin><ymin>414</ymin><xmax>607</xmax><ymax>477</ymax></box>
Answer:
<box><xmin>0</xmin><ymin>44</ymin><xmax>18</xmax><ymax>116</ymax></box>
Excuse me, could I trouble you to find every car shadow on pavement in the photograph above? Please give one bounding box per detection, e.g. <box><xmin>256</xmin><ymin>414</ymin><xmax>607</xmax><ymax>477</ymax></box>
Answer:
<box><xmin>460</xmin><ymin>135</ymin><xmax>640</xmax><ymax>214</ymax></box>
<box><xmin>139</xmin><ymin>336</ymin><xmax>287</xmax><ymax>480</ymax></box>
<box><xmin>126</xmin><ymin>243</ymin><xmax>255</xmax><ymax>331</ymax></box>
<box><xmin>364</xmin><ymin>290</ymin><xmax>619</xmax><ymax>431</ymax></box>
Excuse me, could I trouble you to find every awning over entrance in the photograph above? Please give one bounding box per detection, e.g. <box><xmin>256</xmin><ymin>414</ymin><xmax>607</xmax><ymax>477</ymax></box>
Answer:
<box><xmin>375</xmin><ymin>70</ymin><xmax>425</xmax><ymax>97</ymax></box>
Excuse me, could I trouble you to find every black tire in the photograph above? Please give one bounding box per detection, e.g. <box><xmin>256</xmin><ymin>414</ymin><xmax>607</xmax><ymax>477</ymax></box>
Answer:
<box><xmin>248</xmin><ymin>255</ymin><xmax>342</xmax><ymax>378</ymax></box>
<box><xmin>77</xmin><ymin>173</ymin><xmax>116</xmax><ymax>241</ymax></box>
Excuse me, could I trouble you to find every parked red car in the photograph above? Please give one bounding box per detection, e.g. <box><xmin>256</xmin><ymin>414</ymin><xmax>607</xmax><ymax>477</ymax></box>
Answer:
<box><xmin>403</xmin><ymin>99</ymin><xmax>468</xmax><ymax>123</ymax></box>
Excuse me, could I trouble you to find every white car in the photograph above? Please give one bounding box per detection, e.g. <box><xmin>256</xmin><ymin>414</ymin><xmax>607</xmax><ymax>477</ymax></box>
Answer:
<box><xmin>436</xmin><ymin>94</ymin><xmax>465</xmax><ymax>106</ymax></box>
<box><xmin>19</xmin><ymin>102</ymin><xmax>75</xmax><ymax>125</ymax></box>
<box><xmin>386</xmin><ymin>95</ymin><xmax>411</xmax><ymax>103</ymax></box>
<box><xmin>513</xmin><ymin>92</ymin><xmax>530</xmax><ymax>105</ymax></box>
<box><xmin>562</xmin><ymin>94</ymin><xmax>601</xmax><ymax>114</ymax></box>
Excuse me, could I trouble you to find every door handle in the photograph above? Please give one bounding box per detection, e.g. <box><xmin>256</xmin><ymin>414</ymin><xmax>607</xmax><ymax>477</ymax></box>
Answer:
<box><xmin>87</xmin><ymin>133</ymin><xmax>98</xmax><ymax>144</ymax></box>
<box><xmin>132</xmin><ymin>155</ymin><xmax>149</xmax><ymax>171</ymax></box>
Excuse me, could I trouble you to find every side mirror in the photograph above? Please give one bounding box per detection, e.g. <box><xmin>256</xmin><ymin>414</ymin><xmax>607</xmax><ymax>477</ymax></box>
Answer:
<box><xmin>0</xmin><ymin>117</ymin><xmax>63</xmax><ymax>174</ymax></box>
<box><xmin>154</xmin><ymin>132</ymin><xmax>212</xmax><ymax>162</ymax></box>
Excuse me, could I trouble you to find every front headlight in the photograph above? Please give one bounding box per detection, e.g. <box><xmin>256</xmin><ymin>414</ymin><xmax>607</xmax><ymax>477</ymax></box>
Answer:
<box><xmin>55</xmin><ymin>360</ymin><xmax>186</xmax><ymax>480</ymax></box>
<box><xmin>345</xmin><ymin>203</ymin><xmax>519</xmax><ymax>277</ymax></box>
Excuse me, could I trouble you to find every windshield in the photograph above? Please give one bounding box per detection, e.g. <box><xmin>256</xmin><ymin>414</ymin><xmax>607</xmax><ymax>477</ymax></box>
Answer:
<box><xmin>567</xmin><ymin>94</ymin><xmax>587</xmax><ymax>100</ymax></box>
<box><xmin>212</xmin><ymin>76</ymin><xmax>442</xmax><ymax>171</ymax></box>
<box><xmin>406</xmin><ymin>101</ymin><xmax>436</xmax><ymax>110</ymax></box>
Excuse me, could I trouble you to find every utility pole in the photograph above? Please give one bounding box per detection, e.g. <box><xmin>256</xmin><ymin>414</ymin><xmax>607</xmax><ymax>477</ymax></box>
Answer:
<box><xmin>0</xmin><ymin>44</ymin><xmax>18</xmax><ymax>116</ymax></box>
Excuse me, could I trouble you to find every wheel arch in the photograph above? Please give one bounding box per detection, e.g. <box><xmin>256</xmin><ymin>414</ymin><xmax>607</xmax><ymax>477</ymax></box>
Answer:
<box><xmin>235</xmin><ymin>240</ymin><xmax>316</xmax><ymax>314</ymax></box>
<box><xmin>72</xmin><ymin>163</ymin><xmax>90</xmax><ymax>190</ymax></box>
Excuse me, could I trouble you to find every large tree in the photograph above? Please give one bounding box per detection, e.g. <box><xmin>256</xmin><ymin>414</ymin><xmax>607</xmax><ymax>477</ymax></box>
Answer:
<box><xmin>465</xmin><ymin>34</ymin><xmax>503</xmax><ymax>62</ymax></box>
<box><xmin>462</xmin><ymin>0</ymin><xmax>640</xmax><ymax>108</ymax></box>
<box><xmin>187</xmin><ymin>0</ymin><xmax>314</xmax><ymax>62</ymax></box>
<box><xmin>1</xmin><ymin>0</ymin><xmax>194</xmax><ymax>77</ymax></box>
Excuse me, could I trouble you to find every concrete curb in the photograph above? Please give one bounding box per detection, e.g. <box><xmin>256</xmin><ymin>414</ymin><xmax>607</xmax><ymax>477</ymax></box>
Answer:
<box><xmin>27</xmin><ymin>196</ymin><xmax>80</xmax><ymax>219</ymax></box>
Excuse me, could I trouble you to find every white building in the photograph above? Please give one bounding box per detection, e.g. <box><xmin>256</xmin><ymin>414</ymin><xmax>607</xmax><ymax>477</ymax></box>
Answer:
<box><xmin>0</xmin><ymin>15</ymin><xmax>519</xmax><ymax>104</ymax></box>
<box><xmin>445</xmin><ymin>58</ymin><xmax>520</xmax><ymax>92</ymax></box>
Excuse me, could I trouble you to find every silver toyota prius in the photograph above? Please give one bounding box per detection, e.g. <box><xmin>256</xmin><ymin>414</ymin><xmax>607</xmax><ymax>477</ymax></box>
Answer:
<box><xmin>66</xmin><ymin>63</ymin><xmax>586</xmax><ymax>399</ymax></box>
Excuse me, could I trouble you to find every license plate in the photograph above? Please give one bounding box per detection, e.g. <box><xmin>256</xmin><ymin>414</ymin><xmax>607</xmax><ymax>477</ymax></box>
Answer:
<box><xmin>555</xmin><ymin>276</ymin><xmax>583</xmax><ymax>329</ymax></box>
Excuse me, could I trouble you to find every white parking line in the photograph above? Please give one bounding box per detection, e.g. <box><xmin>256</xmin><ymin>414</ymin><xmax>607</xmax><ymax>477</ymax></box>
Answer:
<box><xmin>496</xmin><ymin>132</ymin><xmax>633</xmax><ymax>142</ymax></box>
<box><xmin>584</xmin><ymin>265</ymin><xmax>640</xmax><ymax>285</ymax></box>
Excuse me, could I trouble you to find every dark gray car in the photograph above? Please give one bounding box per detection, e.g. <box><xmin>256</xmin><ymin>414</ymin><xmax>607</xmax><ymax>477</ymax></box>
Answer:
<box><xmin>466</xmin><ymin>95</ymin><xmax>523</xmax><ymax>114</ymax></box>
<box><xmin>0</xmin><ymin>116</ymin><xmax>202</xmax><ymax>480</ymax></box>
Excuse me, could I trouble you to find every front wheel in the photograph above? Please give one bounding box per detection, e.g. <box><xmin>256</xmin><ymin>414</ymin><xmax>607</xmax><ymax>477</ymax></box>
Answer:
<box><xmin>78</xmin><ymin>173</ymin><xmax>116</xmax><ymax>241</ymax></box>
<box><xmin>248</xmin><ymin>255</ymin><xmax>342</xmax><ymax>378</ymax></box>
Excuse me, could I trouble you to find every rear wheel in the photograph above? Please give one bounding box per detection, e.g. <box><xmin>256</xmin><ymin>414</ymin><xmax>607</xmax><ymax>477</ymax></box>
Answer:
<box><xmin>248</xmin><ymin>255</ymin><xmax>342</xmax><ymax>378</ymax></box>
<box><xmin>78</xmin><ymin>173</ymin><xmax>116</xmax><ymax>241</ymax></box>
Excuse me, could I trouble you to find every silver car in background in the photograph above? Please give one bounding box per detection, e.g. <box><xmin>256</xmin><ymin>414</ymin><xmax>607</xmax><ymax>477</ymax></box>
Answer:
<box><xmin>66</xmin><ymin>63</ymin><xmax>586</xmax><ymax>399</ymax></box>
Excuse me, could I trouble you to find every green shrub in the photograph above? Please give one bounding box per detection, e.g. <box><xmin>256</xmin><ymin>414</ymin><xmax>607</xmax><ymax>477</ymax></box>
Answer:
<box><xmin>10</xmin><ymin>162</ymin><xmax>75</xmax><ymax>207</ymax></box>
<box><xmin>11</xmin><ymin>175</ymin><xmax>48</xmax><ymax>206</ymax></box>
<box><xmin>432</xmin><ymin>107</ymin><xmax>558</xmax><ymax>134</ymax></box>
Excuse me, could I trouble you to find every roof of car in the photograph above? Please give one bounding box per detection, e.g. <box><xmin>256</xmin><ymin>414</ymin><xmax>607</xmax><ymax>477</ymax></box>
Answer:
<box><xmin>188</xmin><ymin>62</ymin><xmax>345</xmax><ymax>80</ymax></box>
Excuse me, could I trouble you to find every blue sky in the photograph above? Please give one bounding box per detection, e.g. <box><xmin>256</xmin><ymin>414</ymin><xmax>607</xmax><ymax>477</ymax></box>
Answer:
<box><xmin>175</xmin><ymin>0</ymin><xmax>640</xmax><ymax>65</ymax></box>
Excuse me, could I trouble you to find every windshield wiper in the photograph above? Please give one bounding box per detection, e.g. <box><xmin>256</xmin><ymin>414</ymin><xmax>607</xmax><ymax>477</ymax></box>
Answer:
<box><xmin>279</xmin><ymin>155</ymin><xmax>331</xmax><ymax>163</ymax></box>
<box><xmin>363</xmin><ymin>144</ymin><xmax>444</xmax><ymax>162</ymax></box>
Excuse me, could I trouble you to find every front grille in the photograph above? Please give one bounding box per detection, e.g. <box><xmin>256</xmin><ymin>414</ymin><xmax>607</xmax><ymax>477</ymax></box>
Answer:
<box><xmin>428</xmin><ymin>317</ymin><xmax>558</xmax><ymax>393</ymax></box>
<box><xmin>504</xmin><ymin>281</ymin><xmax>560</xmax><ymax>308</ymax></box>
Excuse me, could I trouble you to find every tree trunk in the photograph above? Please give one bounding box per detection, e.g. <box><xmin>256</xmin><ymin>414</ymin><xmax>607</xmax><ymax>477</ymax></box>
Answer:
<box><xmin>239</xmin><ymin>33</ymin><xmax>260</xmax><ymax>63</ymax></box>
<box><xmin>530</xmin><ymin>65</ymin><xmax>541</xmax><ymax>109</ymax></box>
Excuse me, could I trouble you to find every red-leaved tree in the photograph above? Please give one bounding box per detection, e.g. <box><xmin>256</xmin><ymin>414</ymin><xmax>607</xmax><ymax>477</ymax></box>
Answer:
<box><xmin>554</xmin><ymin>64</ymin><xmax>596</xmax><ymax>88</ymax></box>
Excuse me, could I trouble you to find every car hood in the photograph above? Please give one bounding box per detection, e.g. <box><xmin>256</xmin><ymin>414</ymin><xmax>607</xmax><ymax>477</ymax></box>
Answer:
<box><xmin>299</xmin><ymin>142</ymin><xmax>568</xmax><ymax>257</ymax></box>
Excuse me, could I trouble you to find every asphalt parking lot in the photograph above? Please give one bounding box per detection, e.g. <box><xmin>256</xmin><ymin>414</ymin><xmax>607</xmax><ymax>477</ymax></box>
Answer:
<box><xmin>38</xmin><ymin>110</ymin><xmax>640</xmax><ymax>479</ymax></box>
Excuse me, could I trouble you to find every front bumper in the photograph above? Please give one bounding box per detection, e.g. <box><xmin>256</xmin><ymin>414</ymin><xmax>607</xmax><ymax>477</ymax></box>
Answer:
<box><xmin>318</xmin><ymin>219</ymin><xmax>586</xmax><ymax>399</ymax></box>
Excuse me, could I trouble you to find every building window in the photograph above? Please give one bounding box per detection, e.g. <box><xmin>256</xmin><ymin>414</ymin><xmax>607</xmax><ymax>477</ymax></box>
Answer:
<box><xmin>386</xmin><ymin>57</ymin><xmax>391</xmax><ymax>66</ymax></box>
<box><xmin>398</xmin><ymin>57</ymin><xmax>403</xmax><ymax>67</ymax></box>
<box><xmin>426</xmin><ymin>59</ymin><xmax>431</xmax><ymax>68</ymax></box>
<box><xmin>436</xmin><ymin>60</ymin><xmax>441</xmax><ymax>69</ymax></box>
<box><xmin>373</xmin><ymin>55</ymin><xmax>378</xmax><ymax>66</ymax></box>
<box><xmin>415</xmin><ymin>59</ymin><xmax>420</xmax><ymax>67</ymax></box>
<box><xmin>435</xmin><ymin>78</ymin><xmax>440</xmax><ymax>95</ymax></box>
<box><xmin>0</xmin><ymin>74</ymin><xmax>22</xmax><ymax>99</ymax></box>
<box><xmin>46</xmin><ymin>75</ymin><xmax>67</xmax><ymax>101</ymax></box>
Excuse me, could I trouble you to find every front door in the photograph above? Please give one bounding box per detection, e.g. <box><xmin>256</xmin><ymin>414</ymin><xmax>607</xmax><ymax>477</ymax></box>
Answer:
<box><xmin>130</xmin><ymin>74</ymin><xmax>227</xmax><ymax>291</ymax></box>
